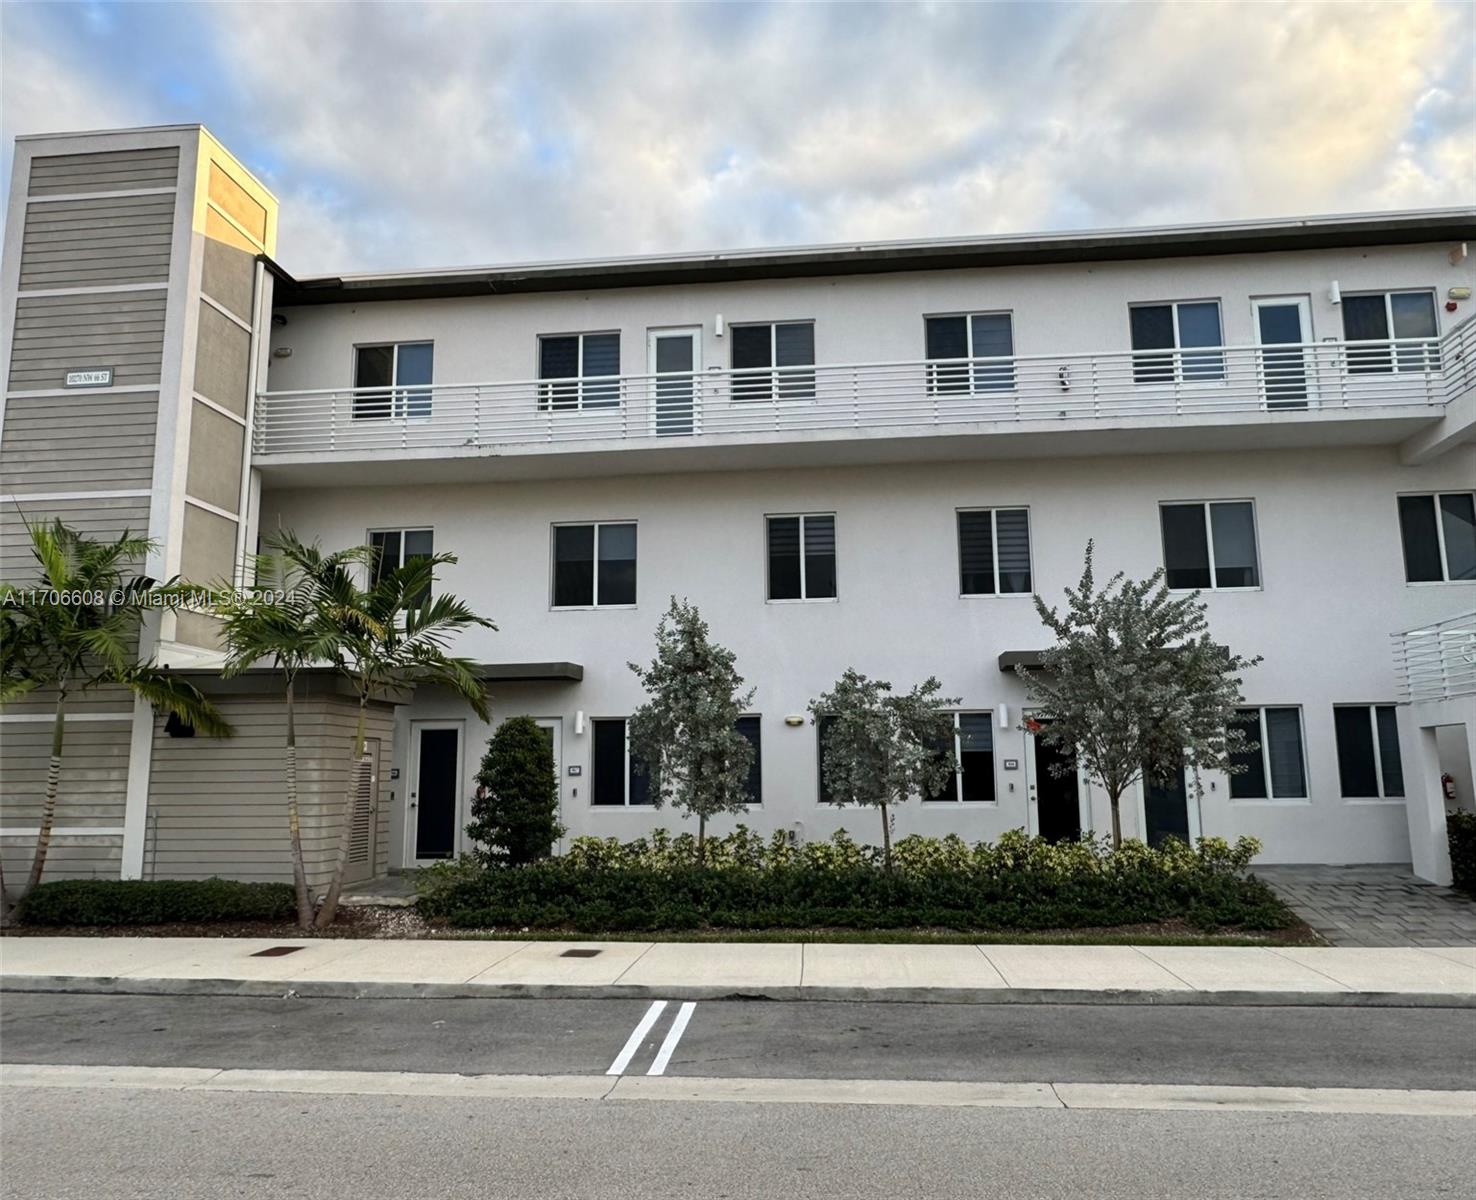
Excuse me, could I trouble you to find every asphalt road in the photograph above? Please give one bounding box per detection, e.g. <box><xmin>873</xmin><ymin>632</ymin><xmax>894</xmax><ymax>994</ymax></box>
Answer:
<box><xmin>2</xmin><ymin>994</ymin><xmax>1473</xmax><ymax>1199</ymax></box>
<box><xmin>3</xmin><ymin>992</ymin><xmax>1474</xmax><ymax>1088</ymax></box>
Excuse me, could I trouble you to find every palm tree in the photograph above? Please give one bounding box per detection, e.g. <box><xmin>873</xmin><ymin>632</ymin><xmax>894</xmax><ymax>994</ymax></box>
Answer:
<box><xmin>276</xmin><ymin>540</ymin><xmax>494</xmax><ymax>930</ymax></box>
<box><xmin>0</xmin><ymin>519</ymin><xmax>230</xmax><ymax>913</ymax></box>
<box><xmin>215</xmin><ymin>531</ymin><xmax>370</xmax><ymax>929</ymax></box>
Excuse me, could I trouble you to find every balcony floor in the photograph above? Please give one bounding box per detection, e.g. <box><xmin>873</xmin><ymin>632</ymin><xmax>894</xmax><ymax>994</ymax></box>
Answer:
<box><xmin>252</xmin><ymin>404</ymin><xmax>1443</xmax><ymax>487</ymax></box>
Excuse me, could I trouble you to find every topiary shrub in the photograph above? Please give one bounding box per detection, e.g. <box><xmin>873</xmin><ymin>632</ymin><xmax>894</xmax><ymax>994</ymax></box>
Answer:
<box><xmin>465</xmin><ymin>715</ymin><xmax>564</xmax><ymax>867</ymax></box>
<box><xmin>16</xmin><ymin>878</ymin><xmax>296</xmax><ymax>926</ymax></box>
<box><xmin>1448</xmin><ymin>811</ymin><xmax>1476</xmax><ymax>896</ymax></box>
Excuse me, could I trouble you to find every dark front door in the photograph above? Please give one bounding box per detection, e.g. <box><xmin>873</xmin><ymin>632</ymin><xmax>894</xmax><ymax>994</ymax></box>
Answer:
<box><xmin>1255</xmin><ymin>298</ymin><xmax>1311</xmax><ymax>409</ymax></box>
<box><xmin>413</xmin><ymin>726</ymin><xmax>459</xmax><ymax>861</ymax></box>
<box><xmin>1144</xmin><ymin>762</ymin><xmax>1190</xmax><ymax>847</ymax></box>
<box><xmin>1032</xmin><ymin>730</ymin><xmax>1081</xmax><ymax>843</ymax></box>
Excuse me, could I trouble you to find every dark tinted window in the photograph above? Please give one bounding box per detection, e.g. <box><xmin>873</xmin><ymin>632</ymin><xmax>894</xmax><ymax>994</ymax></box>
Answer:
<box><xmin>1130</xmin><ymin>305</ymin><xmax>1175</xmax><ymax>384</ymax></box>
<box><xmin>1441</xmin><ymin>493</ymin><xmax>1476</xmax><ymax>581</ymax></box>
<box><xmin>1264</xmin><ymin>707</ymin><xmax>1307</xmax><ymax>799</ymax></box>
<box><xmin>1334</xmin><ymin>706</ymin><xmax>1379</xmax><ymax>798</ymax></box>
<box><xmin>1228</xmin><ymin>708</ymin><xmax>1267</xmax><ymax>800</ymax></box>
<box><xmin>731</xmin><ymin>325</ymin><xmax>772</xmax><ymax>370</ymax></box>
<box><xmin>1376</xmin><ymin>706</ymin><xmax>1405</xmax><ymax>797</ymax></box>
<box><xmin>354</xmin><ymin>345</ymin><xmax>395</xmax><ymax>419</ymax></box>
<box><xmin>995</xmin><ymin>508</ymin><xmax>1031</xmax><ymax>593</ymax></box>
<box><xmin>597</xmin><ymin>523</ymin><xmax>637</xmax><ymax>605</ymax></box>
<box><xmin>1209</xmin><ymin>502</ymin><xmax>1259</xmax><ymax>588</ymax></box>
<box><xmin>958</xmin><ymin>511</ymin><xmax>995</xmax><ymax>595</ymax></box>
<box><xmin>553</xmin><ymin>525</ymin><xmax>595</xmax><ymax>606</ymax></box>
<box><xmin>768</xmin><ymin>515</ymin><xmax>835</xmax><ymax>600</ymax></box>
<box><xmin>803</xmin><ymin>515</ymin><xmax>837</xmax><ymax>599</ymax></box>
<box><xmin>958</xmin><ymin>713</ymin><xmax>995</xmax><ymax>803</ymax></box>
<box><xmin>592</xmin><ymin>719</ymin><xmax>626</xmax><ymax>805</ymax></box>
<box><xmin>1398</xmin><ymin>495</ymin><xmax>1444</xmax><ymax>582</ymax></box>
<box><xmin>767</xmin><ymin>516</ymin><xmax>802</xmax><ymax>600</ymax></box>
<box><xmin>1161</xmin><ymin>504</ymin><xmax>1212</xmax><ymax>590</ymax></box>
<box><xmin>736</xmin><ymin>716</ymin><xmax>762</xmax><ymax>805</ymax></box>
<box><xmin>369</xmin><ymin>530</ymin><xmax>400</xmax><ymax>587</ymax></box>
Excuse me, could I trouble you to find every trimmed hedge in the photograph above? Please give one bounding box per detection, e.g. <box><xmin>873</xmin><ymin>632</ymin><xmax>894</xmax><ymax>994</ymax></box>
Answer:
<box><xmin>417</xmin><ymin>828</ymin><xmax>1295</xmax><ymax>933</ymax></box>
<box><xmin>16</xmin><ymin>878</ymin><xmax>296</xmax><ymax>927</ymax></box>
<box><xmin>1449</xmin><ymin>811</ymin><xmax>1476</xmax><ymax>897</ymax></box>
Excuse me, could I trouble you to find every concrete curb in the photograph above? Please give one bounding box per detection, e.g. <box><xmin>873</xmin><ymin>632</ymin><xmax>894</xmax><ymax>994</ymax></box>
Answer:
<box><xmin>3</xmin><ymin>973</ymin><xmax>1473</xmax><ymax>1008</ymax></box>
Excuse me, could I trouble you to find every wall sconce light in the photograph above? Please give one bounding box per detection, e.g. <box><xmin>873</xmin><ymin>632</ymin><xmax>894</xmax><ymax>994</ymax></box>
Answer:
<box><xmin>575</xmin><ymin>711</ymin><xmax>585</xmax><ymax>735</ymax></box>
<box><xmin>784</xmin><ymin>714</ymin><xmax>805</xmax><ymax>727</ymax></box>
<box><xmin>1328</xmin><ymin>280</ymin><xmax>1342</xmax><ymax>306</ymax></box>
<box><xmin>272</xmin><ymin>347</ymin><xmax>292</xmax><ymax>358</ymax></box>
<box><xmin>715</xmin><ymin>314</ymin><xmax>725</xmax><ymax>337</ymax></box>
<box><xmin>998</xmin><ymin>704</ymin><xmax>1009</xmax><ymax>730</ymax></box>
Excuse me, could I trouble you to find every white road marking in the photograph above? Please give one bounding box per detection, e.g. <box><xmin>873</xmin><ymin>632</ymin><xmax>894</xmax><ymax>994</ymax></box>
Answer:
<box><xmin>4</xmin><ymin>1063</ymin><xmax>1473</xmax><ymax>1118</ymax></box>
<box><xmin>646</xmin><ymin>1001</ymin><xmax>696</xmax><ymax>1076</ymax></box>
<box><xmin>605</xmin><ymin>1000</ymin><xmax>668</xmax><ymax>1076</ymax></box>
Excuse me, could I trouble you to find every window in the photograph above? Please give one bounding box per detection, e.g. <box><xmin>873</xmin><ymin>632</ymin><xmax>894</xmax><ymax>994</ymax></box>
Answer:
<box><xmin>1342</xmin><ymin>291</ymin><xmax>1439</xmax><ymax>374</ymax></box>
<box><xmin>731</xmin><ymin>321</ymin><xmax>815</xmax><ymax>400</ymax></box>
<box><xmin>816</xmin><ymin>714</ymin><xmax>839</xmax><ymax>804</ymax></box>
<box><xmin>736</xmin><ymin>715</ymin><xmax>762</xmax><ymax>805</ymax></box>
<box><xmin>552</xmin><ymin>522</ymin><xmax>637</xmax><ymax>607</ymax></box>
<box><xmin>1229</xmin><ymin>707</ymin><xmax>1307</xmax><ymax>799</ymax></box>
<box><xmin>926</xmin><ymin>712</ymin><xmax>996</xmax><ymax>803</ymax></box>
<box><xmin>1398</xmin><ymin>493</ymin><xmax>1476</xmax><ymax>583</ymax></box>
<box><xmin>591</xmin><ymin>719</ymin><xmax>651</xmax><ymax>806</ymax></box>
<box><xmin>1129</xmin><ymin>301</ymin><xmax>1225</xmax><ymax>384</ymax></box>
<box><xmin>958</xmin><ymin>508</ymin><xmax>1031</xmax><ymax>595</ymax></box>
<box><xmin>767</xmin><ymin>514</ymin><xmax>836</xmax><ymax>600</ymax></box>
<box><xmin>925</xmin><ymin>313</ymin><xmax>1014</xmax><ymax>393</ymax></box>
<box><xmin>369</xmin><ymin>528</ymin><xmax>433</xmax><ymax>597</ymax></box>
<box><xmin>1160</xmin><ymin>501</ymin><xmax>1259</xmax><ymax>590</ymax></box>
<box><xmin>354</xmin><ymin>342</ymin><xmax>433</xmax><ymax>420</ymax></box>
<box><xmin>1334</xmin><ymin>705</ymin><xmax>1405</xmax><ymax>799</ymax></box>
<box><xmin>538</xmin><ymin>332</ymin><xmax>620</xmax><ymax>410</ymax></box>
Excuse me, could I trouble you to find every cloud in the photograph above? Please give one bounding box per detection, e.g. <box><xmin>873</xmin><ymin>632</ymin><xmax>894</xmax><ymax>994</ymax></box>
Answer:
<box><xmin>2</xmin><ymin>1</ymin><xmax>1471</xmax><ymax>275</ymax></box>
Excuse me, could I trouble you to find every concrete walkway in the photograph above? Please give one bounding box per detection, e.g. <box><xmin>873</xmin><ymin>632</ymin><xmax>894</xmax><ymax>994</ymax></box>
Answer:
<box><xmin>1257</xmin><ymin>865</ymin><xmax>1476</xmax><ymax>947</ymax></box>
<box><xmin>3</xmin><ymin>937</ymin><xmax>1473</xmax><ymax>1007</ymax></box>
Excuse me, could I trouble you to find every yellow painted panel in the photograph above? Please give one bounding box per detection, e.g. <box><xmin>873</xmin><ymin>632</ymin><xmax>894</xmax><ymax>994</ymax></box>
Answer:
<box><xmin>204</xmin><ymin>206</ymin><xmax>260</xmax><ymax>254</ymax></box>
<box><xmin>207</xmin><ymin>162</ymin><xmax>267</xmax><ymax>245</ymax></box>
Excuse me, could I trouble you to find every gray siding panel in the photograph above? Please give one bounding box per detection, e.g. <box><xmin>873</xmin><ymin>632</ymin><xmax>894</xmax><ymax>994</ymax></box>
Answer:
<box><xmin>19</xmin><ymin>193</ymin><xmax>175</xmax><ymax>289</ymax></box>
<box><xmin>0</xmin><ymin>497</ymin><xmax>151</xmax><ymax>578</ymax></box>
<box><xmin>147</xmin><ymin>696</ymin><xmax>395</xmax><ymax>886</ymax></box>
<box><xmin>9</xmin><ymin>292</ymin><xmax>166</xmax><ymax>391</ymax></box>
<box><xmin>0</xmin><ymin>391</ymin><xmax>159</xmax><ymax>492</ymax></box>
<box><xmin>28</xmin><ymin>147</ymin><xmax>181</xmax><ymax>196</ymax></box>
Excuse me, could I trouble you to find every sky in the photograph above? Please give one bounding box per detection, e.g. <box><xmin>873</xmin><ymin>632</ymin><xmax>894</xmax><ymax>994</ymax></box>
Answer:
<box><xmin>2</xmin><ymin>1</ymin><xmax>1473</xmax><ymax>277</ymax></box>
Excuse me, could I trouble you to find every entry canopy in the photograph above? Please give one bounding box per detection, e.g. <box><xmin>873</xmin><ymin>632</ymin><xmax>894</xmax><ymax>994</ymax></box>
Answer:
<box><xmin>474</xmin><ymin>662</ymin><xmax>584</xmax><ymax>682</ymax></box>
<box><xmin>998</xmin><ymin>650</ymin><xmax>1047</xmax><ymax>672</ymax></box>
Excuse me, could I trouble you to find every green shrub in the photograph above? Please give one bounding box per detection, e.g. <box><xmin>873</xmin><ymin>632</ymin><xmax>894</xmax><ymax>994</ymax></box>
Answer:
<box><xmin>1448</xmin><ymin>811</ymin><xmax>1476</xmax><ymax>896</ymax></box>
<box><xmin>16</xmin><ymin>878</ymin><xmax>296</xmax><ymax>927</ymax></box>
<box><xmin>465</xmin><ymin>716</ymin><xmax>564</xmax><ymax>867</ymax></box>
<box><xmin>418</xmin><ymin>828</ymin><xmax>1290</xmax><ymax>934</ymax></box>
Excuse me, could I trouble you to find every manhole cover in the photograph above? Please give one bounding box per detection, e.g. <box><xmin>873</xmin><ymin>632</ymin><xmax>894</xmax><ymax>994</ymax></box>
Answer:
<box><xmin>251</xmin><ymin>946</ymin><xmax>305</xmax><ymax>957</ymax></box>
<box><xmin>560</xmin><ymin>948</ymin><xmax>602</xmax><ymax>958</ymax></box>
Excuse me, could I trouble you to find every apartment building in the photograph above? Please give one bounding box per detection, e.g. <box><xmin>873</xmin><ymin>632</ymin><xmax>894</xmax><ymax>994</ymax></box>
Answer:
<box><xmin>2</xmin><ymin>126</ymin><xmax>1473</xmax><ymax>890</ymax></box>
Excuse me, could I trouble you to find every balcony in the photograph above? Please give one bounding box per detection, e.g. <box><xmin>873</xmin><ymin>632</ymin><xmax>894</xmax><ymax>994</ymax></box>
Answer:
<box><xmin>253</xmin><ymin>325</ymin><xmax>1474</xmax><ymax>484</ymax></box>
<box><xmin>1395</xmin><ymin>612</ymin><xmax>1476</xmax><ymax>705</ymax></box>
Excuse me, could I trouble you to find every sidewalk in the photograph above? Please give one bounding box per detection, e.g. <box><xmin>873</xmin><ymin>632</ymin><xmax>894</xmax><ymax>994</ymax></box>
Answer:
<box><xmin>3</xmin><ymin>937</ymin><xmax>1473</xmax><ymax>1006</ymax></box>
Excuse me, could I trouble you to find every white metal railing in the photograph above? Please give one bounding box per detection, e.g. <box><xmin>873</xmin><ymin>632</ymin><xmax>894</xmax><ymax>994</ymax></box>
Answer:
<box><xmin>253</xmin><ymin>331</ymin><xmax>1465</xmax><ymax>457</ymax></box>
<box><xmin>1394</xmin><ymin>611</ymin><xmax>1476</xmax><ymax>703</ymax></box>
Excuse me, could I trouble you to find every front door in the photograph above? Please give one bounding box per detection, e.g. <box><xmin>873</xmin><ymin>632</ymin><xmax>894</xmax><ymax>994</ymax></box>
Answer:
<box><xmin>410</xmin><ymin>723</ymin><xmax>462</xmax><ymax>862</ymax></box>
<box><xmin>343</xmin><ymin>737</ymin><xmax>380</xmax><ymax>885</ymax></box>
<box><xmin>648</xmin><ymin>327</ymin><xmax>701</xmax><ymax>436</ymax></box>
<box><xmin>1030</xmin><ymin>723</ymin><xmax>1082</xmax><ymax>843</ymax></box>
<box><xmin>1253</xmin><ymin>296</ymin><xmax>1314</xmax><ymax>409</ymax></box>
<box><xmin>1143</xmin><ymin>762</ymin><xmax>1191</xmax><ymax>847</ymax></box>
<box><xmin>533</xmin><ymin>717</ymin><xmax>564</xmax><ymax>853</ymax></box>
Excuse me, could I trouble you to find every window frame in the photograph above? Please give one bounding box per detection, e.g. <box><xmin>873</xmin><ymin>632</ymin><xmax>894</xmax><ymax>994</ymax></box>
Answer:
<box><xmin>1332</xmin><ymin>703</ymin><xmax>1405</xmax><ymax>802</ymax></box>
<box><xmin>1340</xmin><ymin>289</ymin><xmax>1440</xmax><ymax>375</ymax></box>
<box><xmin>352</xmin><ymin>340</ymin><xmax>434</xmax><ymax>421</ymax></box>
<box><xmin>922</xmin><ymin>710</ymin><xmax>998</xmax><ymax>805</ymax></box>
<box><xmin>1397</xmin><ymin>491</ymin><xmax>1476</xmax><ymax>585</ymax></box>
<box><xmin>549</xmin><ymin>520</ymin><xmax>638</xmax><ymax>610</ymax></box>
<box><xmin>536</xmin><ymin>330</ymin><xmax>623</xmax><ymax>412</ymax></box>
<box><xmin>923</xmin><ymin>311</ymin><xmax>1016</xmax><ymax>394</ymax></box>
<box><xmin>589</xmin><ymin>717</ymin><xmax>653</xmax><ymax>807</ymax></box>
<box><xmin>765</xmin><ymin>512</ymin><xmax>838</xmax><ymax>603</ymax></box>
<box><xmin>1127</xmin><ymin>299</ymin><xmax>1227</xmax><ymax>386</ymax></box>
<box><xmin>728</xmin><ymin>319</ymin><xmax>816</xmax><ymax>403</ymax></box>
<box><xmin>1158</xmin><ymin>498</ymin><xmax>1262</xmax><ymax>592</ymax></box>
<box><xmin>956</xmin><ymin>506</ymin><xmax>1033</xmax><ymax>597</ymax></box>
<box><xmin>366</xmin><ymin>526</ymin><xmax>434</xmax><ymax>591</ymax></box>
<box><xmin>1229</xmin><ymin>705</ymin><xmax>1309</xmax><ymax>803</ymax></box>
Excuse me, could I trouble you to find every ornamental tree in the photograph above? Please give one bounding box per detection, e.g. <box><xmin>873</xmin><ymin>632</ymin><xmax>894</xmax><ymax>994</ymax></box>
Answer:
<box><xmin>627</xmin><ymin>598</ymin><xmax>755</xmax><ymax>860</ymax></box>
<box><xmin>467</xmin><ymin>715</ymin><xmax>563</xmax><ymax>867</ymax></box>
<box><xmin>1017</xmin><ymin>541</ymin><xmax>1261</xmax><ymax>848</ymax></box>
<box><xmin>809</xmin><ymin>670</ymin><xmax>959</xmax><ymax>869</ymax></box>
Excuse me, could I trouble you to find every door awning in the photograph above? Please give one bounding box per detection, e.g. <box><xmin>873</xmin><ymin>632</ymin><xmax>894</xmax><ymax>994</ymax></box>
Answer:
<box><xmin>998</xmin><ymin>650</ymin><xmax>1047</xmax><ymax>672</ymax></box>
<box><xmin>474</xmin><ymin>661</ymin><xmax>584</xmax><ymax>682</ymax></box>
